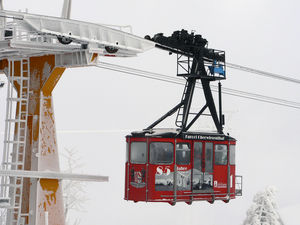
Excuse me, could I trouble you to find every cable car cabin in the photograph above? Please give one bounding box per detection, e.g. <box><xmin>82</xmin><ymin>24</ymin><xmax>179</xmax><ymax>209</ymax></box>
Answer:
<box><xmin>124</xmin><ymin>30</ymin><xmax>243</xmax><ymax>205</ymax></box>
<box><xmin>125</xmin><ymin>129</ymin><xmax>242</xmax><ymax>205</ymax></box>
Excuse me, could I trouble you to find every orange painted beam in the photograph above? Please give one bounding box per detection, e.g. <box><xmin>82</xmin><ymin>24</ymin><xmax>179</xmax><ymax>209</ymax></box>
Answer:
<box><xmin>42</xmin><ymin>67</ymin><xmax>66</xmax><ymax>96</ymax></box>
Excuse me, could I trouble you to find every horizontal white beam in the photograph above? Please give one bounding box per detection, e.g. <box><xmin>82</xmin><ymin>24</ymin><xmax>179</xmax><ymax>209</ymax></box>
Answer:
<box><xmin>0</xmin><ymin>10</ymin><xmax>155</xmax><ymax>58</ymax></box>
<box><xmin>0</xmin><ymin>170</ymin><xmax>108</xmax><ymax>182</ymax></box>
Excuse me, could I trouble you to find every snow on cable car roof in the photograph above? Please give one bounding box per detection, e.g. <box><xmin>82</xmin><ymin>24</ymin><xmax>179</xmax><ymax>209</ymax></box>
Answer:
<box><xmin>0</xmin><ymin>10</ymin><xmax>155</xmax><ymax>59</ymax></box>
<box><xmin>130</xmin><ymin>128</ymin><xmax>235</xmax><ymax>141</ymax></box>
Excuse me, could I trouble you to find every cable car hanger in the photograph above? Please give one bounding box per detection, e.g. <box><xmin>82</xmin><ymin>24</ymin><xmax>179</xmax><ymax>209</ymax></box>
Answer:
<box><xmin>144</xmin><ymin>29</ymin><xmax>226</xmax><ymax>135</ymax></box>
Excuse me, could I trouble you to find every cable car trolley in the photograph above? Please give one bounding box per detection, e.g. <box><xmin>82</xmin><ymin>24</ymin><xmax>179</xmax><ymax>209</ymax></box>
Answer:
<box><xmin>125</xmin><ymin>30</ymin><xmax>242</xmax><ymax>205</ymax></box>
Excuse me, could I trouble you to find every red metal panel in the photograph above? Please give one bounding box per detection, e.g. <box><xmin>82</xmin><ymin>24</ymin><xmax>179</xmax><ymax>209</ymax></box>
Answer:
<box><xmin>125</xmin><ymin>136</ymin><xmax>238</xmax><ymax>204</ymax></box>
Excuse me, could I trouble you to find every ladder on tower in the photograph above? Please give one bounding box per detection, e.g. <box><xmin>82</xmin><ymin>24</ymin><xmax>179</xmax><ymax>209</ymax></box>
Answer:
<box><xmin>0</xmin><ymin>58</ymin><xmax>30</xmax><ymax>225</ymax></box>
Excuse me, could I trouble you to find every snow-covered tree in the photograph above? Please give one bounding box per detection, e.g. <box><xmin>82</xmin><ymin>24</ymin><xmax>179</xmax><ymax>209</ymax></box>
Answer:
<box><xmin>243</xmin><ymin>186</ymin><xmax>284</xmax><ymax>225</ymax></box>
<box><xmin>61</xmin><ymin>148</ymin><xmax>88</xmax><ymax>225</ymax></box>
<box><xmin>0</xmin><ymin>209</ymin><xmax>6</xmax><ymax>225</ymax></box>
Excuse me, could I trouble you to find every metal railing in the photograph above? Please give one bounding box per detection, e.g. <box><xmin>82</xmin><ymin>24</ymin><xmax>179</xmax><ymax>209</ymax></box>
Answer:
<box><xmin>4</xmin><ymin>22</ymin><xmax>61</xmax><ymax>45</ymax></box>
<box><xmin>235</xmin><ymin>175</ymin><xmax>243</xmax><ymax>196</ymax></box>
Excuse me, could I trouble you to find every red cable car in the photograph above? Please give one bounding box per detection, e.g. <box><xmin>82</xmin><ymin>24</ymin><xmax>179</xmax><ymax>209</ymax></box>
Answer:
<box><xmin>125</xmin><ymin>30</ymin><xmax>242</xmax><ymax>205</ymax></box>
<box><xmin>125</xmin><ymin>130</ymin><xmax>241</xmax><ymax>204</ymax></box>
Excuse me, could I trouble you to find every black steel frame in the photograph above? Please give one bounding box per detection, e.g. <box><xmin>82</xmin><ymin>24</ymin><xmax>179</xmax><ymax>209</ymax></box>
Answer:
<box><xmin>145</xmin><ymin>30</ymin><xmax>226</xmax><ymax>135</ymax></box>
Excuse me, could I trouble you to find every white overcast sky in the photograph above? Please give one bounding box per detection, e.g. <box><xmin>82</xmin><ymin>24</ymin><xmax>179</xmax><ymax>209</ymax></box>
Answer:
<box><xmin>0</xmin><ymin>0</ymin><xmax>300</xmax><ymax>225</ymax></box>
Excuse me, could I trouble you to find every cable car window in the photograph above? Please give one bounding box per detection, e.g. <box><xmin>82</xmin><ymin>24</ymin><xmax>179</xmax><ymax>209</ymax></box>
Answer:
<box><xmin>150</xmin><ymin>142</ymin><xmax>173</xmax><ymax>164</ymax></box>
<box><xmin>130</xmin><ymin>142</ymin><xmax>147</xmax><ymax>164</ymax></box>
<box><xmin>176</xmin><ymin>143</ymin><xmax>191</xmax><ymax>165</ymax></box>
<box><xmin>229</xmin><ymin>145</ymin><xmax>236</xmax><ymax>165</ymax></box>
<box><xmin>194</xmin><ymin>142</ymin><xmax>202</xmax><ymax>170</ymax></box>
<box><xmin>193</xmin><ymin>142</ymin><xmax>202</xmax><ymax>191</ymax></box>
<box><xmin>126</xmin><ymin>142</ymin><xmax>129</xmax><ymax>162</ymax></box>
<box><xmin>215</xmin><ymin>144</ymin><xmax>228</xmax><ymax>165</ymax></box>
<box><xmin>205</xmin><ymin>143</ymin><xmax>213</xmax><ymax>173</ymax></box>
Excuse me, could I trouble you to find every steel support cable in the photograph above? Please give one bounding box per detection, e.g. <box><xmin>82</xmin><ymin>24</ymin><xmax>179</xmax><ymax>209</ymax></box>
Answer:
<box><xmin>96</xmin><ymin>62</ymin><xmax>300</xmax><ymax>109</ymax></box>
<box><xmin>209</xmin><ymin>84</ymin><xmax>300</xmax><ymax>107</ymax></box>
<box><xmin>97</xmin><ymin>61</ymin><xmax>181</xmax><ymax>83</ymax></box>
<box><xmin>227</xmin><ymin>63</ymin><xmax>300</xmax><ymax>84</ymax></box>
<box><xmin>208</xmin><ymin>84</ymin><xmax>300</xmax><ymax>109</ymax></box>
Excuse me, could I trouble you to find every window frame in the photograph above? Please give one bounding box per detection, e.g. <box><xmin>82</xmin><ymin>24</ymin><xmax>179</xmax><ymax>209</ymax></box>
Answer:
<box><xmin>193</xmin><ymin>141</ymin><xmax>203</xmax><ymax>170</ymax></box>
<box><xmin>176</xmin><ymin>142</ymin><xmax>191</xmax><ymax>165</ymax></box>
<box><xmin>130</xmin><ymin>141</ymin><xmax>147</xmax><ymax>164</ymax></box>
<box><xmin>229</xmin><ymin>144</ymin><xmax>236</xmax><ymax>165</ymax></box>
<box><xmin>149</xmin><ymin>142</ymin><xmax>174</xmax><ymax>165</ymax></box>
<box><xmin>205</xmin><ymin>142</ymin><xmax>213</xmax><ymax>172</ymax></box>
<box><xmin>214</xmin><ymin>144</ymin><xmax>228</xmax><ymax>166</ymax></box>
<box><xmin>126</xmin><ymin>142</ymin><xmax>129</xmax><ymax>162</ymax></box>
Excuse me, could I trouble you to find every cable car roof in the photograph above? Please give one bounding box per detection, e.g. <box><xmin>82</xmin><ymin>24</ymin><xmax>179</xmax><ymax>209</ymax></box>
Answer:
<box><xmin>129</xmin><ymin>128</ymin><xmax>235</xmax><ymax>141</ymax></box>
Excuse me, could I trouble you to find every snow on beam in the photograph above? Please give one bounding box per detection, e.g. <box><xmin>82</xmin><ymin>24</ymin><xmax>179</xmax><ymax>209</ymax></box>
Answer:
<box><xmin>0</xmin><ymin>170</ymin><xmax>108</xmax><ymax>182</ymax></box>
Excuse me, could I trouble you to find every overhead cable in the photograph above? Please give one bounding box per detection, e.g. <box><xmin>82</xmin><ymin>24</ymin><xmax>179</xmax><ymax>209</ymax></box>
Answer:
<box><xmin>227</xmin><ymin>63</ymin><xmax>300</xmax><ymax>84</ymax></box>
<box><xmin>96</xmin><ymin>61</ymin><xmax>300</xmax><ymax>110</ymax></box>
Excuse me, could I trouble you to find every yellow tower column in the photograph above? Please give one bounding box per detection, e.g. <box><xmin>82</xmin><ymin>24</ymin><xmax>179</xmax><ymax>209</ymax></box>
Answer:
<box><xmin>19</xmin><ymin>55</ymin><xmax>65</xmax><ymax>225</ymax></box>
<box><xmin>1</xmin><ymin>51</ymin><xmax>101</xmax><ymax>225</ymax></box>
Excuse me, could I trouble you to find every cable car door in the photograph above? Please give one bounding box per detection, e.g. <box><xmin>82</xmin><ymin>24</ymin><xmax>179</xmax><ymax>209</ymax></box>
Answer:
<box><xmin>148</xmin><ymin>139</ymin><xmax>175</xmax><ymax>202</ymax></box>
<box><xmin>192</xmin><ymin>142</ymin><xmax>213</xmax><ymax>193</ymax></box>
<box><xmin>213</xmin><ymin>143</ymin><xmax>229</xmax><ymax>195</ymax></box>
<box><xmin>175</xmin><ymin>140</ymin><xmax>192</xmax><ymax>200</ymax></box>
<box><xmin>128</xmin><ymin>139</ymin><xmax>147</xmax><ymax>201</ymax></box>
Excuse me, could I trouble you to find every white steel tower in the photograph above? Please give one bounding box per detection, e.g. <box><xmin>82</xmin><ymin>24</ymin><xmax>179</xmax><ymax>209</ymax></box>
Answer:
<box><xmin>0</xmin><ymin>1</ymin><xmax>155</xmax><ymax>225</ymax></box>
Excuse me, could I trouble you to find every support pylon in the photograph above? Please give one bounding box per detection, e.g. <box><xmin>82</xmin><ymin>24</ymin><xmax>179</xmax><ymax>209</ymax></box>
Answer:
<box><xmin>0</xmin><ymin>6</ymin><xmax>151</xmax><ymax>224</ymax></box>
<box><xmin>1</xmin><ymin>55</ymin><xmax>66</xmax><ymax>225</ymax></box>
